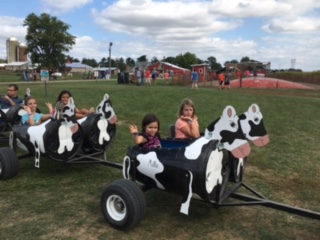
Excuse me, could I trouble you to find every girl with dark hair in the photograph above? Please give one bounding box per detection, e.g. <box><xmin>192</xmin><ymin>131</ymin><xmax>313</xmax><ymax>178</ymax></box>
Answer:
<box><xmin>129</xmin><ymin>114</ymin><xmax>161</xmax><ymax>149</ymax></box>
<box><xmin>56</xmin><ymin>90</ymin><xmax>94</xmax><ymax>119</ymax></box>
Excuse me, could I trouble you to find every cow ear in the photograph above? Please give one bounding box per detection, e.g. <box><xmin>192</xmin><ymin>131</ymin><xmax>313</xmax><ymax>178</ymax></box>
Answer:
<box><xmin>104</xmin><ymin>94</ymin><xmax>109</xmax><ymax>100</ymax></box>
<box><xmin>223</xmin><ymin>105</ymin><xmax>236</xmax><ymax>118</ymax></box>
<box><xmin>227</xmin><ymin>108</ymin><xmax>232</xmax><ymax>117</ymax></box>
<box><xmin>68</xmin><ymin>97</ymin><xmax>74</xmax><ymax>105</ymax></box>
<box><xmin>250</xmin><ymin>103</ymin><xmax>259</xmax><ymax>114</ymax></box>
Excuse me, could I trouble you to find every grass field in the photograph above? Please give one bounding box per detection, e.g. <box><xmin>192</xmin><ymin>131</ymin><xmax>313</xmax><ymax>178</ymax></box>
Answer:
<box><xmin>1</xmin><ymin>79</ymin><xmax>320</xmax><ymax>240</ymax></box>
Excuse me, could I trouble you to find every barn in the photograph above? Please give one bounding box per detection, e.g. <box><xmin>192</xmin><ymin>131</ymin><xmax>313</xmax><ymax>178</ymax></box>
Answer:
<box><xmin>147</xmin><ymin>62</ymin><xmax>190</xmax><ymax>75</ymax></box>
<box><xmin>65</xmin><ymin>63</ymin><xmax>93</xmax><ymax>73</ymax></box>
<box><xmin>191</xmin><ymin>63</ymin><xmax>210</xmax><ymax>82</ymax></box>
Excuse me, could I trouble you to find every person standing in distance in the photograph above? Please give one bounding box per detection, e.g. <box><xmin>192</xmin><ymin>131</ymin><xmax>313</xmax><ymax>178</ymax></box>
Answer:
<box><xmin>191</xmin><ymin>70</ymin><xmax>198</xmax><ymax>90</ymax></box>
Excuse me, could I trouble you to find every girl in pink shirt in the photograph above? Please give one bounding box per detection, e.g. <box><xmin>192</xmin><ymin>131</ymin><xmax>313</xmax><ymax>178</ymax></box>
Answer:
<box><xmin>175</xmin><ymin>98</ymin><xmax>200</xmax><ymax>139</ymax></box>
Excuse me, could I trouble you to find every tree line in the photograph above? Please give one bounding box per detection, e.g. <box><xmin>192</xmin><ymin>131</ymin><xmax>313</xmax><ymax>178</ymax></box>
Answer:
<box><xmin>2</xmin><ymin>13</ymin><xmax>303</xmax><ymax>73</ymax></box>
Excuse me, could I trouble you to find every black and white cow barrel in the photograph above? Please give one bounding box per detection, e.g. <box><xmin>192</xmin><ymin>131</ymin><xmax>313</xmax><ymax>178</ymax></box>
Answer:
<box><xmin>79</xmin><ymin>114</ymin><xmax>116</xmax><ymax>152</ymax></box>
<box><xmin>0</xmin><ymin>105</ymin><xmax>25</xmax><ymax>133</ymax></box>
<box><xmin>101</xmin><ymin>104</ymin><xmax>256</xmax><ymax>229</ymax></box>
<box><xmin>10</xmin><ymin>97</ymin><xmax>82</xmax><ymax>168</ymax></box>
<box><xmin>77</xmin><ymin>93</ymin><xmax>117</xmax><ymax>153</ymax></box>
<box><xmin>125</xmin><ymin>138</ymin><xmax>230</xmax><ymax>203</ymax></box>
<box><xmin>11</xmin><ymin>120</ymin><xmax>83</xmax><ymax>162</ymax></box>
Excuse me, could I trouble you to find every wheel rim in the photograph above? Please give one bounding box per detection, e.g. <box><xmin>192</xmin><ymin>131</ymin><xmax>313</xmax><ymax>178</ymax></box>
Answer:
<box><xmin>106</xmin><ymin>194</ymin><xmax>126</xmax><ymax>221</ymax></box>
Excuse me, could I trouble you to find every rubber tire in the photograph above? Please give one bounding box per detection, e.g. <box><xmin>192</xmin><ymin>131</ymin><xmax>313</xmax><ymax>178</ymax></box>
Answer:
<box><xmin>0</xmin><ymin>147</ymin><xmax>19</xmax><ymax>180</ymax></box>
<box><xmin>101</xmin><ymin>179</ymin><xmax>146</xmax><ymax>231</ymax></box>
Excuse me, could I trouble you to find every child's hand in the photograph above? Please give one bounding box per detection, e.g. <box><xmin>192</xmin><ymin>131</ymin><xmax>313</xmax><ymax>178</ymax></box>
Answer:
<box><xmin>23</xmin><ymin>106</ymin><xmax>31</xmax><ymax>114</ymax></box>
<box><xmin>46</xmin><ymin>102</ymin><xmax>53</xmax><ymax>112</ymax></box>
<box><xmin>180</xmin><ymin>115</ymin><xmax>197</xmax><ymax>123</ymax></box>
<box><xmin>129</xmin><ymin>124</ymin><xmax>138</xmax><ymax>134</ymax></box>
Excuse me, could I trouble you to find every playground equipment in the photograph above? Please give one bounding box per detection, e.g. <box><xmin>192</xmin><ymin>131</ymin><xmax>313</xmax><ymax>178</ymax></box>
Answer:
<box><xmin>0</xmin><ymin>94</ymin><xmax>120</xmax><ymax>180</ymax></box>
<box><xmin>100</xmin><ymin>104</ymin><xmax>320</xmax><ymax>230</ymax></box>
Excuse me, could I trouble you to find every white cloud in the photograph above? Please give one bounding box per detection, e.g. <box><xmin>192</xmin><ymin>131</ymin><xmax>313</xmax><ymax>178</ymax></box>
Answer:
<box><xmin>0</xmin><ymin>16</ymin><xmax>27</xmax><ymax>59</ymax></box>
<box><xmin>262</xmin><ymin>17</ymin><xmax>320</xmax><ymax>33</ymax></box>
<box><xmin>41</xmin><ymin>0</ymin><xmax>93</xmax><ymax>13</ymax></box>
<box><xmin>2</xmin><ymin>0</ymin><xmax>320</xmax><ymax>71</ymax></box>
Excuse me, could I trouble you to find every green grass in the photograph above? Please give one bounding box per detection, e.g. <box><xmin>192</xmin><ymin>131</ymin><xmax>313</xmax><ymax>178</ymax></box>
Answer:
<box><xmin>1</xmin><ymin>79</ymin><xmax>320</xmax><ymax>240</ymax></box>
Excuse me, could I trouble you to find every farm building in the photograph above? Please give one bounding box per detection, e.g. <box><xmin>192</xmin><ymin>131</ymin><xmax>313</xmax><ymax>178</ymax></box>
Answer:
<box><xmin>225</xmin><ymin>62</ymin><xmax>271</xmax><ymax>76</ymax></box>
<box><xmin>147</xmin><ymin>62</ymin><xmax>191</xmax><ymax>75</ymax></box>
<box><xmin>191</xmin><ymin>63</ymin><xmax>210</xmax><ymax>82</ymax></box>
<box><xmin>5</xmin><ymin>61</ymin><xmax>29</xmax><ymax>71</ymax></box>
<box><xmin>65</xmin><ymin>63</ymin><xmax>93</xmax><ymax>73</ymax></box>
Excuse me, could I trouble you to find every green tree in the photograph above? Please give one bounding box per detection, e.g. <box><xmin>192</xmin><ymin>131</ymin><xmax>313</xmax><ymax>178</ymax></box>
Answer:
<box><xmin>150</xmin><ymin>56</ymin><xmax>159</xmax><ymax>63</ymax></box>
<box><xmin>23</xmin><ymin>13</ymin><xmax>76</xmax><ymax>70</ymax></box>
<box><xmin>197</xmin><ymin>58</ymin><xmax>204</xmax><ymax>64</ymax></box>
<box><xmin>175</xmin><ymin>52</ymin><xmax>198</xmax><ymax>69</ymax></box>
<box><xmin>240</xmin><ymin>56</ymin><xmax>250</xmax><ymax>62</ymax></box>
<box><xmin>115</xmin><ymin>57</ymin><xmax>126</xmax><ymax>72</ymax></box>
<box><xmin>224</xmin><ymin>59</ymin><xmax>238</xmax><ymax>67</ymax></box>
<box><xmin>163</xmin><ymin>56</ymin><xmax>176</xmax><ymax>64</ymax></box>
<box><xmin>206</xmin><ymin>56</ymin><xmax>222</xmax><ymax>70</ymax></box>
<box><xmin>126</xmin><ymin>57</ymin><xmax>135</xmax><ymax>66</ymax></box>
<box><xmin>99</xmin><ymin>57</ymin><xmax>108</xmax><ymax>67</ymax></box>
<box><xmin>137</xmin><ymin>55</ymin><xmax>148</xmax><ymax>62</ymax></box>
<box><xmin>65</xmin><ymin>55</ymin><xmax>79</xmax><ymax>63</ymax></box>
<box><xmin>81</xmin><ymin>58</ymin><xmax>98</xmax><ymax>67</ymax></box>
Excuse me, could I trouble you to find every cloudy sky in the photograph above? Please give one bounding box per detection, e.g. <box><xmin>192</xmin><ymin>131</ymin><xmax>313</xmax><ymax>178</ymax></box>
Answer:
<box><xmin>1</xmin><ymin>0</ymin><xmax>320</xmax><ymax>71</ymax></box>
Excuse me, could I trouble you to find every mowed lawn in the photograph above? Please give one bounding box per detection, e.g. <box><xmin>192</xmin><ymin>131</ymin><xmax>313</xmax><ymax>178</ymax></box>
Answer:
<box><xmin>1</xmin><ymin>79</ymin><xmax>320</xmax><ymax>240</ymax></box>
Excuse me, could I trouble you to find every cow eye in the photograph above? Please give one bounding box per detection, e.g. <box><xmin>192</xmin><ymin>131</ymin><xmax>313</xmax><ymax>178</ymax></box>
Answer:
<box><xmin>254</xmin><ymin>117</ymin><xmax>259</xmax><ymax>122</ymax></box>
<box><xmin>230</xmin><ymin>121</ymin><xmax>236</xmax><ymax>128</ymax></box>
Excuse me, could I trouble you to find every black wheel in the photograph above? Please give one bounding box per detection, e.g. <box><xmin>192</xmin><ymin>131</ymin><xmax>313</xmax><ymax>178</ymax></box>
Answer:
<box><xmin>101</xmin><ymin>179</ymin><xmax>146</xmax><ymax>231</ymax></box>
<box><xmin>0</xmin><ymin>147</ymin><xmax>19</xmax><ymax>180</ymax></box>
<box><xmin>229</xmin><ymin>152</ymin><xmax>246</xmax><ymax>182</ymax></box>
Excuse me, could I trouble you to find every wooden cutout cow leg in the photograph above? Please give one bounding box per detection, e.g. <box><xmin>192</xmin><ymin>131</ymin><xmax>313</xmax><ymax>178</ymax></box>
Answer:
<box><xmin>9</xmin><ymin>131</ymin><xmax>14</xmax><ymax>150</ymax></box>
<box><xmin>57</xmin><ymin>124</ymin><xmax>74</xmax><ymax>154</ymax></box>
<box><xmin>34</xmin><ymin>141</ymin><xmax>40</xmax><ymax>168</ymax></box>
<box><xmin>122</xmin><ymin>156</ymin><xmax>131</xmax><ymax>179</ymax></box>
<box><xmin>97</xmin><ymin>118</ymin><xmax>110</xmax><ymax>144</ymax></box>
<box><xmin>180</xmin><ymin>170</ymin><xmax>193</xmax><ymax>215</ymax></box>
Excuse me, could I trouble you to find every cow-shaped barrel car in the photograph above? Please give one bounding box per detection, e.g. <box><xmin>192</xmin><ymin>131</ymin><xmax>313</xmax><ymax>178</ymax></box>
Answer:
<box><xmin>101</xmin><ymin>104</ymin><xmax>269</xmax><ymax>231</ymax></box>
<box><xmin>0</xmin><ymin>94</ymin><xmax>118</xmax><ymax>180</ymax></box>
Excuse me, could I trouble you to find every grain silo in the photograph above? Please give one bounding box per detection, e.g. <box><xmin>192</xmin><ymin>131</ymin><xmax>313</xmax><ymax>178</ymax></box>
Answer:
<box><xmin>17</xmin><ymin>43</ymin><xmax>27</xmax><ymax>62</ymax></box>
<box><xmin>6</xmin><ymin>37</ymin><xmax>19</xmax><ymax>63</ymax></box>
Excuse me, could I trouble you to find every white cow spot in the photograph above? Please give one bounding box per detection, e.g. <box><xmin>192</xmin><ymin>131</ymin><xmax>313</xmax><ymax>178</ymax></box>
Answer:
<box><xmin>180</xmin><ymin>171</ymin><xmax>193</xmax><ymax>215</ymax></box>
<box><xmin>97</xmin><ymin>118</ymin><xmax>110</xmax><ymax>144</ymax></box>
<box><xmin>57</xmin><ymin>124</ymin><xmax>74</xmax><ymax>154</ymax></box>
<box><xmin>205</xmin><ymin>149</ymin><xmax>223</xmax><ymax>193</ymax></box>
<box><xmin>237</xmin><ymin>158</ymin><xmax>244</xmax><ymax>177</ymax></box>
<box><xmin>136</xmin><ymin>152</ymin><xmax>165</xmax><ymax>189</ymax></box>
<box><xmin>184</xmin><ymin>137</ymin><xmax>210</xmax><ymax>160</ymax></box>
